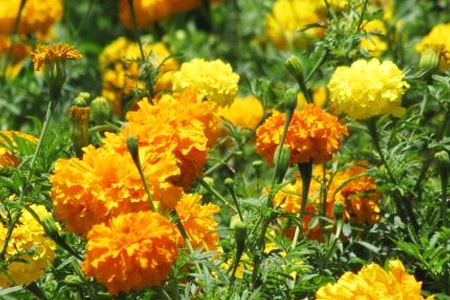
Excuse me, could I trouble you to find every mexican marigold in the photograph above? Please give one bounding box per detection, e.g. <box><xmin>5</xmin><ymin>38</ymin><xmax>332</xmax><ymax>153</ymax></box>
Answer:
<box><xmin>82</xmin><ymin>211</ymin><xmax>179</xmax><ymax>295</ymax></box>
<box><xmin>176</xmin><ymin>193</ymin><xmax>220</xmax><ymax>250</ymax></box>
<box><xmin>328</xmin><ymin>58</ymin><xmax>409</xmax><ymax>120</ymax></box>
<box><xmin>50</xmin><ymin>142</ymin><xmax>182</xmax><ymax>234</ymax></box>
<box><xmin>98</xmin><ymin>36</ymin><xmax>179</xmax><ymax>115</ymax></box>
<box><xmin>218</xmin><ymin>95</ymin><xmax>264</xmax><ymax>131</ymax></box>
<box><xmin>0</xmin><ymin>0</ymin><xmax>63</xmax><ymax>34</ymax></box>
<box><xmin>172</xmin><ymin>58</ymin><xmax>240</xmax><ymax>107</ymax></box>
<box><xmin>0</xmin><ymin>130</ymin><xmax>37</xmax><ymax>168</ymax></box>
<box><xmin>255</xmin><ymin>104</ymin><xmax>348</xmax><ymax>166</ymax></box>
<box><xmin>0</xmin><ymin>205</ymin><xmax>56</xmax><ymax>287</ymax></box>
<box><xmin>415</xmin><ymin>23</ymin><xmax>450</xmax><ymax>70</ymax></box>
<box><xmin>316</xmin><ymin>259</ymin><xmax>434</xmax><ymax>300</ymax></box>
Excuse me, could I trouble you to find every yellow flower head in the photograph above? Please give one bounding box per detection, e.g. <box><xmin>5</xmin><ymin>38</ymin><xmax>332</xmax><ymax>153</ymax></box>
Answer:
<box><xmin>175</xmin><ymin>193</ymin><xmax>220</xmax><ymax>250</ymax></box>
<box><xmin>0</xmin><ymin>130</ymin><xmax>37</xmax><ymax>168</ymax></box>
<box><xmin>172</xmin><ymin>58</ymin><xmax>240</xmax><ymax>107</ymax></box>
<box><xmin>0</xmin><ymin>205</ymin><xmax>56</xmax><ymax>287</ymax></box>
<box><xmin>328</xmin><ymin>58</ymin><xmax>409</xmax><ymax>120</ymax></box>
<box><xmin>415</xmin><ymin>23</ymin><xmax>450</xmax><ymax>70</ymax></box>
<box><xmin>31</xmin><ymin>43</ymin><xmax>82</xmax><ymax>71</ymax></box>
<box><xmin>218</xmin><ymin>95</ymin><xmax>264</xmax><ymax>130</ymax></box>
<box><xmin>316</xmin><ymin>259</ymin><xmax>434</xmax><ymax>300</ymax></box>
<box><xmin>0</xmin><ymin>0</ymin><xmax>63</xmax><ymax>34</ymax></box>
<box><xmin>256</xmin><ymin>104</ymin><xmax>348</xmax><ymax>165</ymax></box>
<box><xmin>82</xmin><ymin>211</ymin><xmax>179</xmax><ymax>295</ymax></box>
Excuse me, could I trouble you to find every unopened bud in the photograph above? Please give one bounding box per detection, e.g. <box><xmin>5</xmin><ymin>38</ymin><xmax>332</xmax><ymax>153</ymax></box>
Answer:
<box><xmin>333</xmin><ymin>201</ymin><xmax>345</xmax><ymax>220</ymax></box>
<box><xmin>225</xmin><ymin>177</ymin><xmax>234</xmax><ymax>187</ymax></box>
<box><xmin>435</xmin><ymin>150</ymin><xmax>450</xmax><ymax>166</ymax></box>
<box><xmin>127</xmin><ymin>135</ymin><xmax>140</xmax><ymax>166</ymax></box>
<box><xmin>273</xmin><ymin>144</ymin><xmax>291</xmax><ymax>183</ymax></box>
<box><xmin>230</xmin><ymin>215</ymin><xmax>247</xmax><ymax>255</ymax></box>
<box><xmin>73</xmin><ymin>92</ymin><xmax>91</xmax><ymax>107</ymax></box>
<box><xmin>69</xmin><ymin>105</ymin><xmax>90</xmax><ymax>158</ymax></box>
<box><xmin>41</xmin><ymin>216</ymin><xmax>60</xmax><ymax>240</ymax></box>
<box><xmin>283</xmin><ymin>88</ymin><xmax>298</xmax><ymax>112</ymax></box>
<box><xmin>285</xmin><ymin>55</ymin><xmax>305</xmax><ymax>84</ymax></box>
<box><xmin>419</xmin><ymin>48</ymin><xmax>441</xmax><ymax>73</ymax></box>
<box><xmin>90</xmin><ymin>96</ymin><xmax>111</xmax><ymax>125</ymax></box>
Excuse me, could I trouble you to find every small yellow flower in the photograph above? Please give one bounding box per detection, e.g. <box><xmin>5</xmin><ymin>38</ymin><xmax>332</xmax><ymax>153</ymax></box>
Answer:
<box><xmin>31</xmin><ymin>43</ymin><xmax>82</xmax><ymax>71</ymax></box>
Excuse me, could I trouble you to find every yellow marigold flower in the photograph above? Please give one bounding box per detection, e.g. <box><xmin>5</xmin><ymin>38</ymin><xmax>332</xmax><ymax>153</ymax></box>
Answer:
<box><xmin>82</xmin><ymin>211</ymin><xmax>178</xmax><ymax>295</ymax></box>
<box><xmin>31</xmin><ymin>43</ymin><xmax>82</xmax><ymax>71</ymax></box>
<box><xmin>172</xmin><ymin>58</ymin><xmax>240</xmax><ymax>107</ymax></box>
<box><xmin>328</xmin><ymin>58</ymin><xmax>409</xmax><ymax>120</ymax></box>
<box><xmin>0</xmin><ymin>205</ymin><xmax>56</xmax><ymax>287</ymax></box>
<box><xmin>265</xmin><ymin>0</ymin><xmax>324</xmax><ymax>51</ymax></box>
<box><xmin>255</xmin><ymin>104</ymin><xmax>348</xmax><ymax>166</ymax></box>
<box><xmin>360</xmin><ymin>19</ymin><xmax>388</xmax><ymax>57</ymax></box>
<box><xmin>99</xmin><ymin>37</ymin><xmax>179</xmax><ymax>116</ymax></box>
<box><xmin>0</xmin><ymin>0</ymin><xmax>63</xmax><ymax>34</ymax></box>
<box><xmin>125</xmin><ymin>89</ymin><xmax>219</xmax><ymax>188</ymax></box>
<box><xmin>176</xmin><ymin>193</ymin><xmax>220</xmax><ymax>250</ymax></box>
<box><xmin>218</xmin><ymin>95</ymin><xmax>264</xmax><ymax>130</ymax></box>
<box><xmin>415</xmin><ymin>23</ymin><xmax>450</xmax><ymax>70</ymax></box>
<box><xmin>316</xmin><ymin>259</ymin><xmax>434</xmax><ymax>300</ymax></box>
<box><xmin>0</xmin><ymin>130</ymin><xmax>37</xmax><ymax>168</ymax></box>
<box><xmin>50</xmin><ymin>142</ymin><xmax>182</xmax><ymax>234</ymax></box>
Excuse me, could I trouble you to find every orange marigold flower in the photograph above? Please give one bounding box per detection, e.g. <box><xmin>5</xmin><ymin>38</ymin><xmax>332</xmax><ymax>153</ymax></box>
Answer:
<box><xmin>82</xmin><ymin>211</ymin><xmax>179</xmax><ymax>295</ymax></box>
<box><xmin>0</xmin><ymin>130</ymin><xmax>37</xmax><ymax>168</ymax></box>
<box><xmin>31</xmin><ymin>43</ymin><xmax>82</xmax><ymax>71</ymax></box>
<box><xmin>50</xmin><ymin>142</ymin><xmax>182</xmax><ymax>234</ymax></box>
<box><xmin>255</xmin><ymin>104</ymin><xmax>348</xmax><ymax>166</ymax></box>
<box><xmin>176</xmin><ymin>193</ymin><xmax>220</xmax><ymax>250</ymax></box>
<box><xmin>316</xmin><ymin>259</ymin><xmax>434</xmax><ymax>300</ymax></box>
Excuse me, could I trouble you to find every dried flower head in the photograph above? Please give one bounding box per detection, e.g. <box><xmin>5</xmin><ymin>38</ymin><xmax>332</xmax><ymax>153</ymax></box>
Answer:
<box><xmin>82</xmin><ymin>211</ymin><xmax>179</xmax><ymax>295</ymax></box>
<box><xmin>256</xmin><ymin>104</ymin><xmax>348</xmax><ymax>165</ymax></box>
<box><xmin>328</xmin><ymin>58</ymin><xmax>409</xmax><ymax>120</ymax></box>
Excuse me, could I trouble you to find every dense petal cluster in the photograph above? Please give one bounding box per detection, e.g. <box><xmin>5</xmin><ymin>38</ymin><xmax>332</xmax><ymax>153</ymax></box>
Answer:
<box><xmin>119</xmin><ymin>0</ymin><xmax>224</xmax><ymax>29</ymax></box>
<box><xmin>0</xmin><ymin>0</ymin><xmax>63</xmax><ymax>34</ymax></box>
<box><xmin>218</xmin><ymin>95</ymin><xmax>264</xmax><ymax>130</ymax></box>
<box><xmin>415</xmin><ymin>23</ymin><xmax>450</xmax><ymax>70</ymax></box>
<box><xmin>0</xmin><ymin>130</ymin><xmax>37</xmax><ymax>168</ymax></box>
<box><xmin>328</xmin><ymin>58</ymin><xmax>409</xmax><ymax>120</ymax></box>
<box><xmin>256</xmin><ymin>104</ymin><xmax>348</xmax><ymax>165</ymax></box>
<box><xmin>316</xmin><ymin>260</ymin><xmax>434</xmax><ymax>300</ymax></box>
<box><xmin>99</xmin><ymin>37</ymin><xmax>179</xmax><ymax>115</ymax></box>
<box><xmin>0</xmin><ymin>205</ymin><xmax>56</xmax><ymax>287</ymax></box>
<box><xmin>82</xmin><ymin>211</ymin><xmax>179</xmax><ymax>295</ymax></box>
<box><xmin>31</xmin><ymin>43</ymin><xmax>82</xmax><ymax>71</ymax></box>
<box><xmin>172</xmin><ymin>58</ymin><xmax>240</xmax><ymax>107</ymax></box>
<box><xmin>176</xmin><ymin>193</ymin><xmax>220</xmax><ymax>250</ymax></box>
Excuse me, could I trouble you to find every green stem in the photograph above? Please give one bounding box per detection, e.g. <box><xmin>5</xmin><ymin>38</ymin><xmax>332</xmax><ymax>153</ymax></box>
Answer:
<box><xmin>126</xmin><ymin>0</ymin><xmax>145</xmax><ymax>60</ymax></box>
<box><xmin>197</xmin><ymin>178</ymin><xmax>237</xmax><ymax>213</ymax></box>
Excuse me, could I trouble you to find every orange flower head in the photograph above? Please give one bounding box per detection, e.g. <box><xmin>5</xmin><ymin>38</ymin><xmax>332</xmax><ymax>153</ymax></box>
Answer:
<box><xmin>31</xmin><ymin>43</ymin><xmax>82</xmax><ymax>71</ymax></box>
<box><xmin>82</xmin><ymin>211</ymin><xmax>179</xmax><ymax>295</ymax></box>
<box><xmin>256</xmin><ymin>104</ymin><xmax>348</xmax><ymax>166</ymax></box>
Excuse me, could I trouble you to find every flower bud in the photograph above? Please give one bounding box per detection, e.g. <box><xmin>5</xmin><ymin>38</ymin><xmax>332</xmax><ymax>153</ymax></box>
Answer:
<box><xmin>273</xmin><ymin>144</ymin><xmax>291</xmax><ymax>183</ymax></box>
<box><xmin>69</xmin><ymin>105</ymin><xmax>90</xmax><ymax>158</ymax></box>
<box><xmin>41</xmin><ymin>216</ymin><xmax>60</xmax><ymax>240</ymax></box>
<box><xmin>230</xmin><ymin>215</ymin><xmax>247</xmax><ymax>256</ymax></box>
<box><xmin>73</xmin><ymin>92</ymin><xmax>91</xmax><ymax>107</ymax></box>
<box><xmin>435</xmin><ymin>150</ymin><xmax>450</xmax><ymax>166</ymax></box>
<box><xmin>90</xmin><ymin>96</ymin><xmax>111</xmax><ymax>125</ymax></box>
<box><xmin>126</xmin><ymin>135</ymin><xmax>140</xmax><ymax>167</ymax></box>
<box><xmin>224</xmin><ymin>177</ymin><xmax>234</xmax><ymax>187</ymax></box>
<box><xmin>285</xmin><ymin>55</ymin><xmax>305</xmax><ymax>85</ymax></box>
<box><xmin>333</xmin><ymin>201</ymin><xmax>345</xmax><ymax>221</ymax></box>
<box><xmin>419</xmin><ymin>48</ymin><xmax>441</xmax><ymax>73</ymax></box>
<box><xmin>284</xmin><ymin>88</ymin><xmax>298</xmax><ymax>112</ymax></box>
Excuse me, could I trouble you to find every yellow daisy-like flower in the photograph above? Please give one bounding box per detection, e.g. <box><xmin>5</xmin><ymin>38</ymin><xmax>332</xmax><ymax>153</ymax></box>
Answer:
<box><xmin>0</xmin><ymin>130</ymin><xmax>37</xmax><ymax>168</ymax></box>
<box><xmin>31</xmin><ymin>43</ymin><xmax>82</xmax><ymax>71</ymax></box>
<box><xmin>255</xmin><ymin>104</ymin><xmax>348</xmax><ymax>166</ymax></box>
<box><xmin>218</xmin><ymin>95</ymin><xmax>264</xmax><ymax>130</ymax></box>
<box><xmin>328</xmin><ymin>58</ymin><xmax>409</xmax><ymax>120</ymax></box>
<box><xmin>360</xmin><ymin>19</ymin><xmax>388</xmax><ymax>57</ymax></box>
<box><xmin>0</xmin><ymin>205</ymin><xmax>56</xmax><ymax>287</ymax></box>
<box><xmin>176</xmin><ymin>193</ymin><xmax>220</xmax><ymax>250</ymax></box>
<box><xmin>82</xmin><ymin>211</ymin><xmax>179</xmax><ymax>295</ymax></box>
<box><xmin>0</xmin><ymin>0</ymin><xmax>63</xmax><ymax>35</ymax></box>
<box><xmin>316</xmin><ymin>259</ymin><xmax>434</xmax><ymax>300</ymax></box>
<box><xmin>172</xmin><ymin>58</ymin><xmax>240</xmax><ymax>107</ymax></box>
<box><xmin>415</xmin><ymin>23</ymin><xmax>450</xmax><ymax>70</ymax></box>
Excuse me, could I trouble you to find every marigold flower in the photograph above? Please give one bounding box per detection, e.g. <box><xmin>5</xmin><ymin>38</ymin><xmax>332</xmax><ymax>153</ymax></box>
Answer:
<box><xmin>82</xmin><ymin>211</ymin><xmax>179</xmax><ymax>295</ymax></box>
<box><xmin>0</xmin><ymin>0</ymin><xmax>63</xmax><ymax>34</ymax></box>
<box><xmin>316</xmin><ymin>259</ymin><xmax>434</xmax><ymax>299</ymax></box>
<box><xmin>172</xmin><ymin>58</ymin><xmax>240</xmax><ymax>107</ymax></box>
<box><xmin>31</xmin><ymin>43</ymin><xmax>82</xmax><ymax>71</ymax></box>
<box><xmin>0</xmin><ymin>130</ymin><xmax>37</xmax><ymax>168</ymax></box>
<box><xmin>218</xmin><ymin>95</ymin><xmax>264</xmax><ymax>130</ymax></box>
<box><xmin>415</xmin><ymin>23</ymin><xmax>450</xmax><ymax>70</ymax></box>
<box><xmin>0</xmin><ymin>205</ymin><xmax>56</xmax><ymax>287</ymax></box>
<box><xmin>176</xmin><ymin>193</ymin><xmax>220</xmax><ymax>250</ymax></box>
<box><xmin>256</xmin><ymin>104</ymin><xmax>348</xmax><ymax>166</ymax></box>
<box><xmin>328</xmin><ymin>58</ymin><xmax>409</xmax><ymax>120</ymax></box>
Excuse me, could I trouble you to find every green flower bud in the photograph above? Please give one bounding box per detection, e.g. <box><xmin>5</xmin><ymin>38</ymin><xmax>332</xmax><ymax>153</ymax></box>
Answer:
<box><xmin>419</xmin><ymin>48</ymin><xmax>441</xmax><ymax>73</ymax></box>
<box><xmin>225</xmin><ymin>177</ymin><xmax>234</xmax><ymax>187</ymax></box>
<box><xmin>41</xmin><ymin>216</ymin><xmax>60</xmax><ymax>240</ymax></box>
<box><xmin>230</xmin><ymin>215</ymin><xmax>247</xmax><ymax>255</ymax></box>
<box><xmin>127</xmin><ymin>135</ymin><xmax>140</xmax><ymax>167</ymax></box>
<box><xmin>73</xmin><ymin>92</ymin><xmax>91</xmax><ymax>107</ymax></box>
<box><xmin>273</xmin><ymin>144</ymin><xmax>291</xmax><ymax>183</ymax></box>
<box><xmin>90</xmin><ymin>96</ymin><xmax>111</xmax><ymax>125</ymax></box>
<box><xmin>283</xmin><ymin>88</ymin><xmax>298</xmax><ymax>112</ymax></box>
<box><xmin>69</xmin><ymin>105</ymin><xmax>90</xmax><ymax>158</ymax></box>
<box><xmin>285</xmin><ymin>55</ymin><xmax>305</xmax><ymax>84</ymax></box>
<box><xmin>333</xmin><ymin>201</ymin><xmax>345</xmax><ymax>221</ymax></box>
<box><xmin>435</xmin><ymin>150</ymin><xmax>450</xmax><ymax>166</ymax></box>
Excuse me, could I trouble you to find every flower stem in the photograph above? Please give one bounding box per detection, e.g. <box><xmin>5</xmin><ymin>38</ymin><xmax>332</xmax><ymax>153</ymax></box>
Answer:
<box><xmin>126</xmin><ymin>0</ymin><xmax>145</xmax><ymax>60</ymax></box>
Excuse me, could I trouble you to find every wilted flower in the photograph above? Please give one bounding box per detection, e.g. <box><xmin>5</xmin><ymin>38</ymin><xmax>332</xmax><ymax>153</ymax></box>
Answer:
<box><xmin>256</xmin><ymin>104</ymin><xmax>348</xmax><ymax>166</ymax></box>
<box><xmin>172</xmin><ymin>58</ymin><xmax>240</xmax><ymax>107</ymax></box>
<box><xmin>415</xmin><ymin>23</ymin><xmax>450</xmax><ymax>70</ymax></box>
<box><xmin>328</xmin><ymin>58</ymin><xmax>409</xmax><ymax>120</ymax></box>
<box><xmin>176</xmin><ymin>193</ymin><xmax>220</xmax><ymax>250</ymax></box>
<box><xmin>0</xmin><ymin>205</ymin><xmax>56</xmax><ymax>287</ymax></box>
<box><xmin>82</xmin><ymin>211</ymin><xmax>179</xmax><ymax>295</ymax></box>
<box><xmin>0</xmin><ymin>130</ymin><xmax>37</xmax><ymax>168</ymax></box>
<box><xmin>316</xmin><ymin>259</ymin><xmax>434</xmax><ymax>299</ymax></box>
